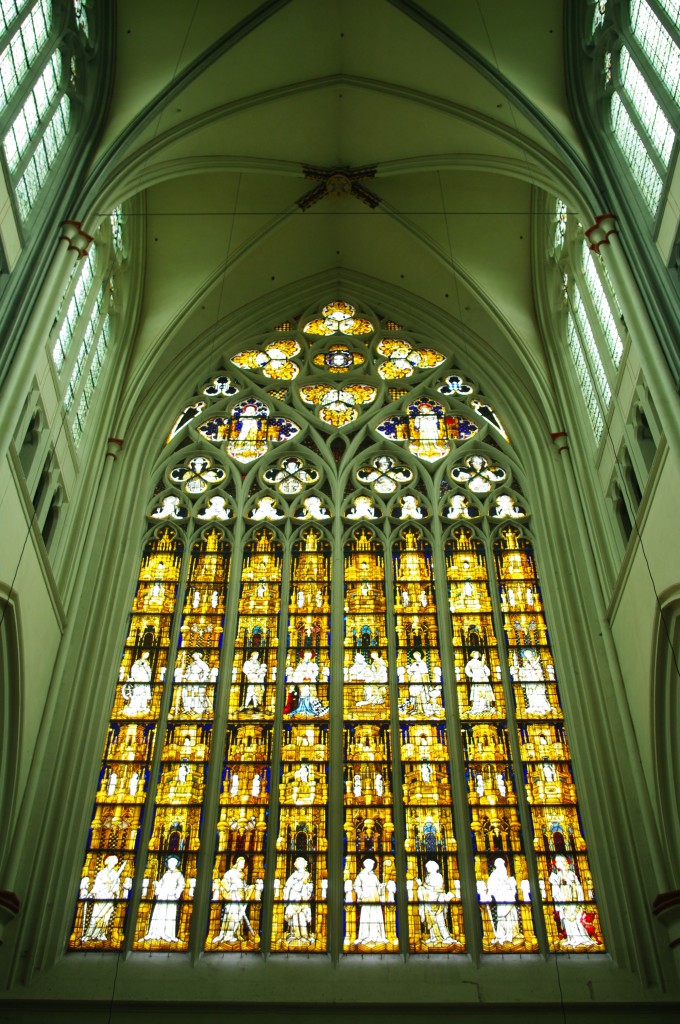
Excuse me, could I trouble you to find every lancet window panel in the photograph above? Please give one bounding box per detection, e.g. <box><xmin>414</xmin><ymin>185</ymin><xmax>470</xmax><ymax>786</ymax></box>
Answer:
<box><xmin>343</xmin><ymin>527</ymin><xmax>398</xmax><ymax>953</ymax></box>
<box><xmin>0</xmin><ymin>0</ymin><xmax>52</xmax><ymax>114</ymax></box>
<box><xmin>494</xmin><ymin>527</ymin><xmax>605</xmax><ymax>952</ymax></box>
<box><xmin>272</xmin><ymin>528</ymin><xmax>331</xmax><ymax>952</ymax></box>
<box><xmin>134</xmin><ymin>528</ymin><xmax>230</xmax><ymax>950</ymax></box>
<box><xmin>446</xmin><ymin>526</ymin><xmax>538</xmax><ymax>953</ymax></box>
<box><xmin>207</xmin><ymin>528</ymin><xmax>282</xmax><ymax>950</ymax></box>
<box><xmin>69</xmin><ymin>528</ymin><xmax>183</xmax><ymax>950</ymax></box>
<box><xmin>631</xmin><ymin>0</ymin><xmax>680</xmax><ymax>104</ymax></box>
<box><xmin>395</xmin><ymin>528</ymin><xmax>464</xmax><ymax>952</ymax></box>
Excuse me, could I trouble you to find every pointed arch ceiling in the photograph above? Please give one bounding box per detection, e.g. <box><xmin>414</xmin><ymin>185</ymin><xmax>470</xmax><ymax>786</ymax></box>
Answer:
<box><xmin>82</xmin><ymin>0</ymin><xmax>600</xmax><ymax>414</ymax></box>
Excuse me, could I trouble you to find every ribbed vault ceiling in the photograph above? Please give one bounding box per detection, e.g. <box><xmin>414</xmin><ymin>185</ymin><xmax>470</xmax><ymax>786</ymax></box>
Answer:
<box><xmin>83</xmin><ymin>0</ymin><xmax>598</xmax><ymax>418</ymax></box>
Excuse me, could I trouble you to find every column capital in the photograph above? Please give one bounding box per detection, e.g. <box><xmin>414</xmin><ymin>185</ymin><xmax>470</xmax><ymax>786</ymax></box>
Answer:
<box><xmin>584</xmin><ymin>214</ymin><xmax>618</xmax><ymax>255</ymax></box>
<box><xmin>59</xmin><ymin>220</ymin><xmax>95</xmax><ymax>259</ymax></box>
<box><xmin>105</xmin><ymin>437</ymin><xmax>124</xmax><ymax>460</ymax></box>
<box><xmin>550</xmin><ymin>431</ymin><xmax>569</xmax><ymax>454</ymax></box>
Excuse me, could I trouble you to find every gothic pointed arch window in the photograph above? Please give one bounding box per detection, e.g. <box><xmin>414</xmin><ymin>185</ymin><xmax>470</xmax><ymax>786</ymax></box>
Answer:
<box><xmin>69</xmin><ymin>299</ymin><xmax>605</xmax><ymax>957</ymax></box>
<box><xmin>589</xmin><ymin>0</ymin><xmax>680</xmax><ymax>219</ymax></box>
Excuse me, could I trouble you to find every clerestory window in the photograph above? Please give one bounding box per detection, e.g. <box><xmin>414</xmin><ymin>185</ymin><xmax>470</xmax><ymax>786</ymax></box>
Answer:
<box><xmin>593</xmin><ymin>0</ymin><xmax>680</xmax><ymax>218</ymax></box>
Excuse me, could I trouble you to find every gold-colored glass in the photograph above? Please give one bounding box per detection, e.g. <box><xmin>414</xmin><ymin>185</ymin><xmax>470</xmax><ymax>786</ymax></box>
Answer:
<box><xmin>495</xmin><ymin>527</ymin><xmax>605</xmax><ymax>952</ymax></box>
<box><xmin>312</xmin><ymin>343</ymin><xmax>366</xmax><ymax>373</ymax></box>
<box><xmin>133</xmin><ymin>529</ymin><xmax>229</xmax><ymax>949</ymax></box>
<box><xmin>231</xmin><ymin>339</ymin><xmax>300</xmax><ymax>380</ymax></box>
<box><xmin>447</xmin><ymin>526</ymin><xmax>538</xmax><ymax>951</ymax></box>
<box><xmin>377</xmin><ymin>398</ymin><xmax>478</xmax><ymax>462</ymax></box>
<box><xmin>396</xmin><ymin>527</ymin><xmax>464</xmax><ymax>951</ymax></box>
<box><xmin>376</xmin><ymin>338</ymin><xmax>445</xmax><ymax>380</ymax></box>
<box><xmin>69</xmin><ymin>528</ymin><xmax>182</xmax><ymax>950</ymax></box>
<box><xmin>205</xmin><ymin>529</ymin><xmax>282</xmax><ymax>950</ymax></box>
<box><xmin>303</xmin><ymin>300</ymin><xmax>374</xmax><ymax>337</ymax></box>
<box><xmin>299</xmin><ymin>383</ymin><xmax>377</xmax><ymax>427</ymax></box>
<box><xmin>343</xmin><ymin>528</ymin><xmax>398</xmax><ymax>953</ymax></box>
<box><xmin>197</xmin><ymin>399</ymin><xmax>300</xmax><ymax>464</ymax></box>
<box><xmin>272</xmin><ymin>529</ymin><xmax>331</xmax><ymax>951</ymax></box>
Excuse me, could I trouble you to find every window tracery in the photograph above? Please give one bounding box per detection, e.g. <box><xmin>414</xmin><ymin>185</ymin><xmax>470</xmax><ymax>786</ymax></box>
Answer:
<box><xmin>69</xmin><ymin>299</ymin><xmax>604</xmax><ymax>958</ymax></box>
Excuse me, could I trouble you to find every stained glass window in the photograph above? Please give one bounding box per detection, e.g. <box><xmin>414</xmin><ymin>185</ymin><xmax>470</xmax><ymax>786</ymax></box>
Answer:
<box><xmin>0</xmin><ymin>0</ymin><xmax>32</xmax><ymax>36</ymax></box>
<box><xmin>553</xmin><ymin>197</ymin><xmax>568</xmax><ymax>252</ymax></box>
<box><xmin>619</xmin><ymin>46</ymin><xmax>675</xmax><ymax>165</ymax></box>
<box><xmin>3</xmin><ymin>47</ymin><xmax>60</xmax><ymax>170</ymax></box>
<box><xmin>592</xmin><ymin>0</ymin><xmax>608</xmax><ymax>33</ymax></box>
<box><xmin>573</xmin><ymin>287</ymin><xmax>612</xmax><ymax>406</ymax></box>
<box><xmin>581</xmin><ymin>241</ymin><xmax>624</xmax><ymax>368</ymax></box>
<box><xmin>14</xmin><ymin>90</ymin><xmax>69</xmax><ymax>218</ymax></box>
<box><xmin>343</xmin><ymin>528</ymin><xmax>398</xmax><ymax>952</ymax></box>
<box><xmin>567</xmin><ymin>314</ymin><xmax>605</xmax><ymax>444</ymax></box>
<box><xmin>70</xmin><ymin>529</ymin><xmax>183</xmax><ymax>948</ymax></box>
<box><xmin>447</xmin><ymin>527</ymin><xmax>537</xmax><ymax>951</ymax></box>
<box><xmin>110</xmin><ymin>205</ymin><xmax>125</xmax><ymax>257</ymax></box>
<box><xmin>494</xmin><ymin>529</ymin><xmax>604</xmax><ymax>951</ymax></box>
<box><xmin>133</xmin><ymin>529</ymin><xmax>230</xmax><ymax>950</ymax></box>
<box><xmin>69</xmin><ymin>301</ymin><xmax>605</xmax><ymax>957</ymax></box>
<box><xmin>52</xmin><ymin>244</ymin><xmax>96</xmax><ymax>372</ymax></box>
<box><xmin>0</xmin><ymin>0</ymin><xmax>51</xmax><ymax>113</ymax></box>
<box><xmin>655</xmin><ymin>0</ymin><xmax>680</xmax><ymax>27</ymax></box>
<box><xmin>303</xmin><ymin>300</ymin><xmax>374</xmax><ymax>337</ymax></box>
<box><xmin>72</xmin><ymin>0</ymin><xmax>88</xmax><ymax>38</ymax></box>
<box><xmin>631</xmin><ymin>0</ymin><xmax>680</xmax><ymax>103</ymax></box>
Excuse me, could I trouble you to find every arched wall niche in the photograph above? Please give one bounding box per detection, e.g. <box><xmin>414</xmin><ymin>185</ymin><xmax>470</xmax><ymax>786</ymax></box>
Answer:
<box><xmin>652</xmin><ymin>592</ymin><xmax>680</xmax><ymax>886</ymax></box>
<box><xmin>0</xmin><ymin>585</ymin><xmax>23</xmax><ymax>876</ymax></box>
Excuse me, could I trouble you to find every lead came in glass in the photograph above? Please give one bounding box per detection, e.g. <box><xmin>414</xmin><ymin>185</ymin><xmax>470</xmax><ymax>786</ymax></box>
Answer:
<box><xmin>446</xmin><ymin>526</ymin><xmax>537</xmax><ymax>952</ymax></box>
<box><xmin>67</xmin><ymin>299</ymin><xmax>606</xmax><ymax>959</ymax></box>
<box><xmin>495</xmin><ymin>527</ymin><xmax>605</xmax><ymax>952</ymax></box>
<box><xmin>69</xmin><ymin>529</ymin><xmax>182</xmax><ymax>950</ymax></box>
<box><xmin>272</xmin><ymin>528</ymin><xmax>331</xmax><ymax>951</ymax></box>
<box><xmin>206</xmin><ymin>529</ymin><xmax>281</xmax><ymax>949</ymax></box>
<box><xmin>396</xmin><ymin>527</ymin><xmax>464</xmax><ymax>952</ymax></box>
<box><xmin>343</xmin><ymin>528</ymin><xmax>398</xmax><ymax>952</ymax></box>
<box><xmin>134</xmin><ymin>528</ymin><xmax>229</xmax><ymax>949</ymax></box>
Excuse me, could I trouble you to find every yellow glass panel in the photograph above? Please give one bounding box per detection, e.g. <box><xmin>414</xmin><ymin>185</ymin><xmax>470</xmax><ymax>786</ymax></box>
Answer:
<box><xmin>272</xmin><ymin>530</ymin><xmax>331</xmax><ymax>952</ymax></box>
<box><xmin>494</xmin><ymin>527</ymin><xmax>605</xmax><ymax>953</ymax></box>
<box><xmin>395</xmin><ymin>528</ymin><xmax>464</xmax><ymax>952</ymax></box>
<box><xmin>69</xmin><ymin>529</ymin><xmax>183</xmax><ymax>950</ymax></box>
<box><xmin>134</xmin><ymin>528</ymin><xmax>229</xmax><ymax>950</ymax></box>
<box><xmin>206</xmin><ymin>529</ymin><xmax>281</xmax><ymax>951</ymax></box>
<box><xmin>447</xmin><ymin>527</ymin><xmax>538</xmax><ymax>952</ymax></box>
<box><xmin>343</xmin><ymin>528</ymin><xmax>398</xmax><ymax>953</ymax></box>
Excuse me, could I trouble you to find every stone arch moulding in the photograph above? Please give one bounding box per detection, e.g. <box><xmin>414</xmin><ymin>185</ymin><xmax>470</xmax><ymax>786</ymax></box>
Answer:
<box><xmin>0</xmin><ymin>585</ymin><xmax>23</xmax><ymax>878</ymax></box>
<box><xmin>652</xmin><ymin>591</ymin><xmax>680</xmax><ymax>886</ymax></box>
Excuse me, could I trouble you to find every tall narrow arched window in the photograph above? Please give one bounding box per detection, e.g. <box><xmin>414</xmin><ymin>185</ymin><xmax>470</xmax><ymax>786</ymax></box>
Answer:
<box><xmin>550</xmin><ymin>198</ymin><xmax>627</xmax><ymax>448</ymax></box>
<box><xmin>50</xmin><ymin>204</ymin><xmax>125</xmax><ymax>447</ymax></box>
<box><xmin>69</xmin><ymin>299</ymin><xmax>605</xmax><ymax>957</ymax></box>
<box><xmin>0</xmin><ymin>0</ymin><xmax>93</xmax><ymax>223</ymax></box>
<box><xmin>591</xmin><ymin>0</ymin><xmax>680</xmax><ymax>218</ymax></box>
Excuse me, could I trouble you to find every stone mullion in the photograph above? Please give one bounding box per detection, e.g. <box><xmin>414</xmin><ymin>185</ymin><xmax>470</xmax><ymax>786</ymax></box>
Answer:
<box><xmin>121</xmin><ymin>525</ymin><xmax>193</xmax><ymax>953</ymax></box>
<box><xmin>430</xmin><ymin>513</ymin><xmax>480</xmax><ymax>959</ymax></box>
<box><xmin>383</xmin><ymin>521</ymin><xmax>409</xmax><ymax>958</ymax></box>
<box><xmin>188</xmin><ymin>515</ymin><xmax>245</xmax><ymax>959</ymax></box>
<box><xmin>328</xmin><ymin>513</ymin><xmax>345</xmax><ymax>962</ymax></box>
<box><xmin>261</xmin><ymin>519</ymin><xmax>293</xmax><ymax>954</ymax></box>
